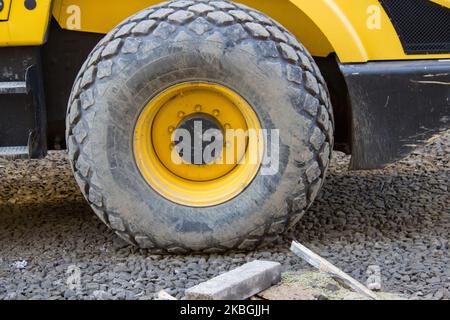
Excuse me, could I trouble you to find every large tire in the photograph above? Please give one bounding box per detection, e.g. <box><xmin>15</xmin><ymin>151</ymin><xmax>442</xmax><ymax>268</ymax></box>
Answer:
<box><xmin>66</xmin><ymin>0</ymin><xmax>334</xmax><ymax>253</ymax></box>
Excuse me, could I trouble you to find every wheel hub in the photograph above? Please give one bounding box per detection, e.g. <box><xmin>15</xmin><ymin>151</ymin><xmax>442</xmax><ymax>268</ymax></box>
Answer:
<box><xmin>134</xmin><ymin>82</ymin><xmax>263</xmax><ymax>207</ymax></box>
<box><xmin>175</xmin><ymin>113</ymin><xmax>224</xmax><ymax>165</ymax></box>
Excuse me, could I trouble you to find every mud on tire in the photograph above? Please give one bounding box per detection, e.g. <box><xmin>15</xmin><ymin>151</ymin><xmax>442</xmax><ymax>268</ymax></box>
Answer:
<box><xmin>66</xmin><ymin>0</ymin><xmax>334</xmax><ymax>253</ymax></box>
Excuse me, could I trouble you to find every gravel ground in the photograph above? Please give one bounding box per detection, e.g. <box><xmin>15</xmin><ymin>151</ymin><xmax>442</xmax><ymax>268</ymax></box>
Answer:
<box><xmin>0</xmin><ymin>132</ymin><xmax>448</xmax><ymax>300</ymax></box>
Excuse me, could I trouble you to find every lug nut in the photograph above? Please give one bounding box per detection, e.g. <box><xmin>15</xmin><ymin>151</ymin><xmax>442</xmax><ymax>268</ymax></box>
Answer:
<box><xmin>213</xmin><ymin>109</ymin><xmax>220</xmax><ymax>117</ymax></box>
<box><xmin>168</xmin><ymin>126</ymin><xmax>175</xmax><ymax>133</ymax></box>
<box><xmin>224</xmin><ymin>123</ymin><xmax>231</xmax><ymax>130</ymax></box>
<box><xmin>177</xmin><ymin>111</ymin><xmax>185</xmax><ymax>118</ymax></box>
<box><xmin>195</xmin><ymin>105</ymin><xmax>202</xmax><ymax>112</ymax></box>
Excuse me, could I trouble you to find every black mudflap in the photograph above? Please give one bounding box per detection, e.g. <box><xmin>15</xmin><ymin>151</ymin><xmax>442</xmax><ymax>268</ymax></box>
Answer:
<box><xmin>341</xmin><ymin>59</ymin><xmax>450</xmax><ymax>170</ymax></box>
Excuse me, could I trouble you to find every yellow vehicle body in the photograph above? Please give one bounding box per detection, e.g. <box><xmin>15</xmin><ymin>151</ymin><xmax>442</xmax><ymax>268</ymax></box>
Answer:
<box><xmin>1</xmin><ymin>0</ymin><xmax>450</xmax><ymax>62</ymax></box>
<box><xmin>0</xmin><ymin>0</ymin><xmax>52</xmax><ymax>45</ymax></box>
<box><xmin>0</xmin><ymin>0</ymin><xmax>11</xmax><ymax>20</ymax></box>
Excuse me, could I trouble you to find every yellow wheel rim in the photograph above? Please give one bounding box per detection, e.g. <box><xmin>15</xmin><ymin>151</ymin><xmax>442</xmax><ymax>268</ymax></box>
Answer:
<box><xmin>134</xmin><ymin>82</ymin><xmax>263</xmax><ymax>207</ymax></box>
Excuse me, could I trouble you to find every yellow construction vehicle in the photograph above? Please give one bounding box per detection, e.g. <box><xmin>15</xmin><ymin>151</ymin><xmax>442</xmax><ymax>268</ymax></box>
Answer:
<box><xmin>0</xmin><ymin>0</ymin><xmax>449</xmax><ymax>252</ymax></box>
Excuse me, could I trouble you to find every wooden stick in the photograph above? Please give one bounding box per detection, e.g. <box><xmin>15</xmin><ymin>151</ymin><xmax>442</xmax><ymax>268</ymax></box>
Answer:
<box><xmin>290</xmin><ymin>241</ymin><xmax>379</xmax><ymax>300</ymax></box>
<box><xmin>157</xmin><ymin>290</ymin><xmax>178</xmax><ymax>300</ymax></box>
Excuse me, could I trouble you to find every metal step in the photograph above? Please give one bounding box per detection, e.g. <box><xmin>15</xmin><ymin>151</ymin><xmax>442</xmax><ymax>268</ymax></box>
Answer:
<box><xmin>0</xmin><ymin>63</ymin><xmax>47</xmax><ymax>159</ymax></box>
<box><xmin>0</xmin><ymin>81</ymin><xmax>28</xmax><ymax>94</ymax></box>
<box><xmin>0</xmin><ymin>146</ymin><xmax>30</xmax><ymax>160</ymax></box>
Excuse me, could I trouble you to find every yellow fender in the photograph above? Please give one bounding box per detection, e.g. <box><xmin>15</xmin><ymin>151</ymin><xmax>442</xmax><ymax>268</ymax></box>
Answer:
<box><xmin>1</xmin><ymin>0</ymin><xmax>449</xmax><ymax>62</ymax></box>
<box><xmin>289</xmin><ymin>0</ymin><xmax>450</xmax><ymax>62</ymax></box>
<box><xmin>50</xmin><ymin>0</ymin><xmax>450</xmax><ymax>62</ymax></box>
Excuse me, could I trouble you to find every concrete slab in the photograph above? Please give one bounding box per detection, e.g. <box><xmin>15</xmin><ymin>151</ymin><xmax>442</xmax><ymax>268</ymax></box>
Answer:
<box><xmin>185</xmin><ymin>260</ymin><xmax>281</xmax><ymax>300</ymax></box>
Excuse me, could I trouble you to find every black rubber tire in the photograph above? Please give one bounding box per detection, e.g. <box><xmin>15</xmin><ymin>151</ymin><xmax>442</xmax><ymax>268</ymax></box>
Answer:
<box><xmin>66</xmin><ymin>0</ymin><xmax>334</xmax><ymax>253</ymax></box>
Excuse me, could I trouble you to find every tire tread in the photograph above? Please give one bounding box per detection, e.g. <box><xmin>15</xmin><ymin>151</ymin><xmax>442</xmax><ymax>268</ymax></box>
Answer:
<box><xmin>66</xmin><ymin>0</ymin><xmax>334</xmax><ymax>253</ymax></box>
